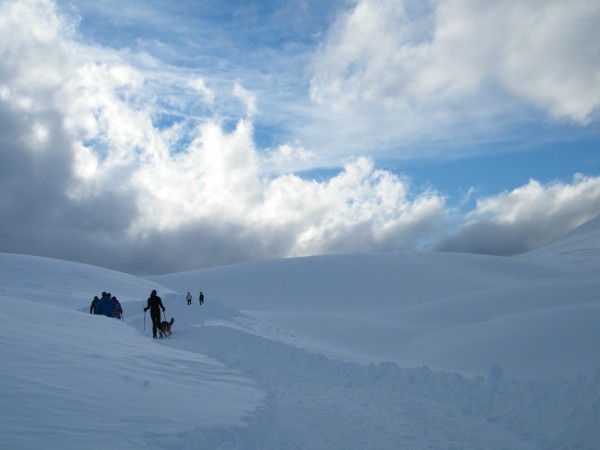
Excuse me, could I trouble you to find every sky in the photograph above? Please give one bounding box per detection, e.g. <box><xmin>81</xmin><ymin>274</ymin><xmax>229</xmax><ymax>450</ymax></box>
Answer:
<box><xmin>0</xmin><ymin>0</ymin><xmax>599</xmax><ymax>275</ymax></box>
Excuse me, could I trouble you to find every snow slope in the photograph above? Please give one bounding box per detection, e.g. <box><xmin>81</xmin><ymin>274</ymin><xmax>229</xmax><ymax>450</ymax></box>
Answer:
<box><xmin>1</xmin><ymin>217</ymin><xmax>600</xmax><ymax>449</ymax></box>
<box><xmin>0</xmin><ymin>254</ymin><xmax>264</xmax><ymax>450</ymax></box>
<box><xmin>517</xmin><ymin>214</ymin><xmax>600</xmax><ymax>273</ymax></box>
<box><xmin>152</xmin><ymin>250</ymin><xmax>600</xmax><ymax>380</ymax></box>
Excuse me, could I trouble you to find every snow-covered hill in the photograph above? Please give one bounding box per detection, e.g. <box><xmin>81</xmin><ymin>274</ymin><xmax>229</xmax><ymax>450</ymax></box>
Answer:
<box><xmin>1</xmin><ymin>217</ymin><xmax>600</xmax><ymax>449</ymax></box>
<box><xmin>152</xmin><ymin>250</ymin><xmax>599</xmax><ymax>380</ymax></box>
<box><xmin>517</xmin><ymin>214</ymin><xmax>600</xmax><ymax>273</ymax></box>
<box><xmin>0</xmin><ymin>254</ymin><xmax>263</xmax><ymax>449</ymax></box>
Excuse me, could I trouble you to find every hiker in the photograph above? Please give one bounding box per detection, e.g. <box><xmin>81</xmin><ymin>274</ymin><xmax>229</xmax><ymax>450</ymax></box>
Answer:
<box><xmin>199</xmin><ymin>291</ymin><xmax>204</xmax><ymax>305</ymax></box>
<box><xmin>113</xmin><ymin>296</ymin><xmax>123</xmax><ymax>319</ymax></box>
<box><xmin>90</xmin><ymin>296</ymin><xmax>99</xmax><ymax>314</ymax></box>
<box><xmin>95</xmin><ymin>292</ymin><xmax>118</xmax><ymax>318</ymax></box>
<box><xmin>186</xmin><ymin>292</ymin><xmax>192</xmax><ymax>305</ymax></box>
<box><xmin>144</xmin><ymin>290</ymin><xmax>165</xmax><ymax>339</ymax></box>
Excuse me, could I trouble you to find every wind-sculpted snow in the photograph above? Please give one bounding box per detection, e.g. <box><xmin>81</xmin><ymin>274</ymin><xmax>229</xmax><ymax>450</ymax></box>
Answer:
<box><xmin>0</xmin><ymin>292</ymin><xmax>265</xmax><ymax>450</ymax></box>
<box><xmin>147</xmin><ymin>297</ymin><xmax>599</xmax><ymax>449</ymax></box>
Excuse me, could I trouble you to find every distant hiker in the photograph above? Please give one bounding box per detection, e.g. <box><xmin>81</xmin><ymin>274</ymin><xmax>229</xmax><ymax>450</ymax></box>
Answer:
<box><xmin>186</xmin><ymin>292</ymin><xmax>192</xmax><ymax>305</ymax></box>
<box><xmin>144</xmin><ymin>290</ymin><xmax>165</xmax><ymax>339</ymax></box>
<box><xmin>95</xmin><ymin>292</ymin><xmax>118</xmax><ymax>318</ymax></box>
<box><xmin>199</xmin><ymin>291</ymin><xmax>204</xmax><ymax>305</ymax></box>
<box><xmin>113</xmin><ymin>296</ymin><xmax>123</xmax><ymax>319</ymax></box>
<box><xmin>90</xmin><ymin>296</ymin><xmax>99</xmax><ymax>314</ymax></box>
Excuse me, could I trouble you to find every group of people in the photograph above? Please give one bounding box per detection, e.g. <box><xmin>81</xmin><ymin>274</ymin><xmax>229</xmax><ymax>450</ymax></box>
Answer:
<box><xmin>186</xmin><ymin>291</ymin><xmax>204</xmax><ymax>305</ymax></box>
<box><xmin>90</xmin><ymin>292</ymin><xmax>123</xmax><ymax>319</ymax></box>
<box><xmin>89</xmin><ymin>288</ymin><xmax>206</xmax><ymax>339</ymax></box>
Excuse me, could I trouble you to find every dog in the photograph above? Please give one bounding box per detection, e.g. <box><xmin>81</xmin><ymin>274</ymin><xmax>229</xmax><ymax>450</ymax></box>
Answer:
<box><xmin>158</xmin><ymin>317</ymin><xmax>174</xmax><ymax>338</ymax></box>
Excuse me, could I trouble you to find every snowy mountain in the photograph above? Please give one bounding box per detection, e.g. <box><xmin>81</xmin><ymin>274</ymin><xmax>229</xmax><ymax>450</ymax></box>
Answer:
<box><xmin>517</xmin><ymin>214</ymin><xmax>600</xmax><ymax>273</ymax></box>
<box><xmin>1</xmin><ymin>219</ymin><xmax>600</xmax><ymax>449</ymax></box>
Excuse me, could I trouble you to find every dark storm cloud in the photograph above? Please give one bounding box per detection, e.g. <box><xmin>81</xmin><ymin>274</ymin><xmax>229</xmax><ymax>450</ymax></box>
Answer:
<box><xmin>0</xmin><ymin>102</ymin><xmax>74</xmax><ymax>237</ymax></box>
<box><xmin>116</xmin><ymin>221</ymin><xmax>296</xmax><ymax>276</ymax></box>
<box><xmin>435</xmin><ymin>220</ymin><xmax>550</xmax><ymax>256</ymax></box>
<box><xmin>0</xmin><ymin>97</ymin><xmax>141</xmax><ymax>270</ymax></box>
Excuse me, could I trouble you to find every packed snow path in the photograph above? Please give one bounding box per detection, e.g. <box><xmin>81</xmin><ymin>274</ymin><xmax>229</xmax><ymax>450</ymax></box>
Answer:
<box><xmin>130</xmin><ymin>295</ymin><xmax>599</xmax><ymax>450</ymax></box>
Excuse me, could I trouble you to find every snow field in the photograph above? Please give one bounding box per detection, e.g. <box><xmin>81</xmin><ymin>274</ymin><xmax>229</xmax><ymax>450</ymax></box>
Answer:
<box><xmin>2</xmin><ymin>215</ymin><xmax>600</xmax><ymax>449</ymax></box>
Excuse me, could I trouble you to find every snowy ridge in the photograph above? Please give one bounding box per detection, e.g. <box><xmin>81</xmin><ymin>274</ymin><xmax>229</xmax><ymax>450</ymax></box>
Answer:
<box><xmin>518</xmin><ymin>214</ymin><xmax>600</xmax><ymax>272</ymax></box>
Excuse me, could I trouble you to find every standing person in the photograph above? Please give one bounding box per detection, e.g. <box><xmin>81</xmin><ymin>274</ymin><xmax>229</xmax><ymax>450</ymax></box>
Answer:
<box><xmin>90</xmin><ymin>296</ymin><xmax>99</xmax><ymax>314</ymax></box>
<box><xmin>144</xmin><ymin>290</ymin><xmax>165</xmax><ymax>339</ymax></box>
<box><xmin>199</xmin><ymin>291</ymin><xmax>204</xmax><ymax>305</ymax></box>
<box><xmin>186</xmin><ymin>292</ymin><xmax>192</xmax><ymax>305</ymax></box>
<box><xmin>112</xmin><ymin>296</ymin><xmax>123</xmax><ymax>319</ymax></box>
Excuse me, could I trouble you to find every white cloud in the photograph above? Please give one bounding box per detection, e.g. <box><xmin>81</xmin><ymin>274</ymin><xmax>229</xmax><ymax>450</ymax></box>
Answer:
<box><xmin>188</xmin><ymin>77</ymin><xmax>215</xmax><ymax>105</ymax></box>
<box><xmin>259</xmin><ymin>158</ymin><xmax>448</xmax><ymax>255</ymax></box>
<box><xmin>470</xmin><ymin>175</ymin><xmax>600</xmax><ymax>226</ymax></box>
<box><xmin>262</xmin><ymin>143</ymin><xmax>316</xmax><ymax>172</ymax></box>
<box><xmin>130</xmin><ymin>118</ymin><xmax>263</xmax><ymax>232</ymax></box>
<box><xmin>437</xmin><ymin>175</ymin><xmax>600</xmax><ymax>255</ymax></box>
<box><xmin>233</xmin><ymin>82</ymin><xmax>257</xmax><ymax>118</ymax></box>
<box><xmin>310</xmin><ymin>0</ymin><xmax>600</xmax><ymax>136</ymax></box>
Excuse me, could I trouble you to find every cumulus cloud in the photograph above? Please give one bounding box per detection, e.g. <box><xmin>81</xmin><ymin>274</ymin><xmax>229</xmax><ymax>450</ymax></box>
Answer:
<box><xmin>261</xmin><ymin>143</ymin><xmax>316</xmax><ymax>172</ymax></box>
<box><xmin>436</xmin><ymin>175</ymin><xmax>600</xmax><ymax>255</ymax></box>
<box><xmin>309</xmin><ymin>0</ymin><xmax>600</xmax><ymax>151</ymax></box>
<box><xmin>0</xmin><ymin>0</ymin><xmax>450</xmax><ymax>274</ymax></box>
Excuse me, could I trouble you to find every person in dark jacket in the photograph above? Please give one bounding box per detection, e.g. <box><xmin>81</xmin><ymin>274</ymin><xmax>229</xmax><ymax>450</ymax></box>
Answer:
<box><xmin>199</xmin><ymin>291</ymin><xmax>204</xmax><ymax>305</ymax></box>
<box><xmin>144</xmin><ymin>290</ymin><xmax>165</xmax><ymax>338</ymax></box>
<box><xmin>113</xmin><ymin>296</ymin><xmax>123</xmax><ymax>319</ymax></box>
<box><xmin>90</xmin><ymin>296</ymin><xmax>99</xmax><ymax>314</ymax></box>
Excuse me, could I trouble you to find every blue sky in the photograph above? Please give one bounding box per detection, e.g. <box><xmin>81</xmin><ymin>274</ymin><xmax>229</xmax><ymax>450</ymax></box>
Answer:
<box><xmin>62</xmin><ymin>0</ymin><xmax>599</xmax><ymax>192</ymax></box>
<box><xmin>395</xmin><ymin>138</ymin><xmax>600</xmax><ymax>203</ymax></box>
<box><xmin>0</xmin><ymin>0</ymin><xmax>599</xmax><ymax>274</ymax></box>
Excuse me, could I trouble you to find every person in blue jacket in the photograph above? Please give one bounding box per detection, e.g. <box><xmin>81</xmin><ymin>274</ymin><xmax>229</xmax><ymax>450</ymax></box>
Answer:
<box><xmin>95</xmin><ymin>292</ymin><xmax>118</xmax><ymax>318</ymax></box>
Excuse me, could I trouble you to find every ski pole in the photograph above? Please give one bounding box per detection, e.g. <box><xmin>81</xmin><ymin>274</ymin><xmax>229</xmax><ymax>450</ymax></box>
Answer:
<box><xmin>143</xmin><ymin>311</ymin><xmax>146</xmax><ymax>330</ymax></box>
